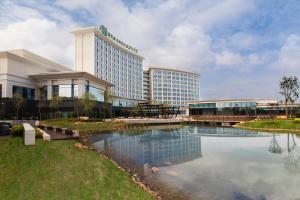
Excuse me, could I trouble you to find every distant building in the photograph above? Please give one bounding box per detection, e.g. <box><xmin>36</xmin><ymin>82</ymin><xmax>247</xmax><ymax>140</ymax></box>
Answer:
<box><xmin>71</xmin><ymin>25</ymin><xmax>144</xmax><ymax>107</ymax></box>
<box><xmin>143</xmin><ymin>67</ymin><xmax>200</xmax><ymax>107</ymax></box>
<box><xmin>188</xmin><ymin>99</ymin><xmax>299</xmax><ymax>116</ymax></box>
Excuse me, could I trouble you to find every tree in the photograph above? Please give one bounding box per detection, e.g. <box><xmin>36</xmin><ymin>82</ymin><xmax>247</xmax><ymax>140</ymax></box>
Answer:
<box><xmin>37</xmin><ymin>100</ymin><xmax>44</xmax><ymax>120</ymax></box>
<box><xmin>279</xmin><ymin>76</ymin><xmax>299</xmax><ymax>119</ymax></box>
<box><xmin>73</xmin><ymin>97</ymin><xmax>80</xmax><ymax>119</ymax></box>
<box><xmin>13</xmin><ymin>94</ymin><xmax>25</xmax><ymax>120</ymax></box>
<box><xmin>103</xmin><ymin>87</ymin><xmax>114</xmax><ymax>119</ymax></box>
<box><xmin>79</xmin><ymin>92</ymin><xmax>96</xmax><ymax>117</ymax></box>
<box><xmin>49</xmin><ymin>96</ymin><xmax>62</xmax><ymax>119</ymax></box>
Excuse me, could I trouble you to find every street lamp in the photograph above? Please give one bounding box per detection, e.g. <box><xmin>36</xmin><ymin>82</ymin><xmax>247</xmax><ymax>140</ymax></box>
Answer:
<box><xmin>1</xmin><ymin>102</ymin><xmax>4</xmax><ymax>120</ymax></box>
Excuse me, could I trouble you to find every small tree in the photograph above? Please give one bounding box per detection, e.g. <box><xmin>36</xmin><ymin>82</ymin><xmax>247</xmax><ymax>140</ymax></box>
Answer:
<box><xmin>79</xmin><ymin>92</ymin><xmax>96</xmax><ymax>117</ymax></box>
<box><xmin>13</xmin><ymin>94</ymin><xmax>25</xmax><ymax>120</ymax></box>
<box><xmin>73</xmin><ymin>97</ymin><xmax>80</xmax><ymax>119</ymax></box>
<box><xmin>49</xmin><ymin>96</ymin><xmax>62</xmax><ymax>119</ymax></box>
<box><xmin>279</xmin><ymin>76</ymin><xmax>299</xmax><ymax>119</ymax></box>
<box><xmin>37</xmin><ymin>100</ymin><xmax>44</xmax><ymax>120</ymax></box>
<box><xmin>103</xmin><ymin>87</ymin><xmax>114</xmax><ymax>119</ymax></box>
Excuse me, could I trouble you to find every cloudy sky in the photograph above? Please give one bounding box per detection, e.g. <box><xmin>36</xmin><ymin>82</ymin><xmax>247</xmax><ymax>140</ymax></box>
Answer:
<box><xmin>0</xmin><ymin>0</ymin><xmax>300</xmax><ymax>100</ymax></box>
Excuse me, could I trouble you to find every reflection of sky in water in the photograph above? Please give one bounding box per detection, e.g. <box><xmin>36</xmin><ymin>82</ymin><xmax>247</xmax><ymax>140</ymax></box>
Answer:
<box><xmin>89</xmin><ymin>126</ymin><xmax>300</xmax><ymax>200</ymax></box>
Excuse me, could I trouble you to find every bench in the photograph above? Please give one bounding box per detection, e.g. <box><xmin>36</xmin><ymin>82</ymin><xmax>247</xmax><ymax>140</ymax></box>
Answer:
<box><xmin>37</xmin><ymin>128</ymin><xmax>51</xmax><ymax>141</ymax></box>
<box><xmin>23</xmin><ymin>123</ymin><xmax>35</xmax><ymax>145</ymax></box>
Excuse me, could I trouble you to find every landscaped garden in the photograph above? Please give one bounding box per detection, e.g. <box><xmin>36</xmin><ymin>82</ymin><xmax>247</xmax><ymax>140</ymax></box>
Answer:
<box><xmin>236</xmin><ymin>119</ymin><xmax>300</xmax><ymax>133</ymax></box>
<box><xmin>0</xmin><ymin>137</ymin><xmax>154</xmax><ymax>200</ymax></box>
<box><xmin>41</xmin><ymin>118</ymin><xmax>126</xmax><ymax>135</ymax></box>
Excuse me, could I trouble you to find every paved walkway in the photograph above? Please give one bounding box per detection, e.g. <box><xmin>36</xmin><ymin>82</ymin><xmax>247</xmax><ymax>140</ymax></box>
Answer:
<box><xmin>43</xmin><ymin>129</ymin><xmax>79</xmax><ymax>140</ymax></box>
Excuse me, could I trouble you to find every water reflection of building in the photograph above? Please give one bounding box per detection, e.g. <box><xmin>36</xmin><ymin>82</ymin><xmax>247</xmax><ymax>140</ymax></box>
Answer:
<box><xmin>92</xmin><ymin>128</ymin><xmax>202</xmax><ymax>167</ymax></box>
<box><xmin>186</xmin><ymin>126</ymin><xmax>269</xmax><ymax>137</ymax></box>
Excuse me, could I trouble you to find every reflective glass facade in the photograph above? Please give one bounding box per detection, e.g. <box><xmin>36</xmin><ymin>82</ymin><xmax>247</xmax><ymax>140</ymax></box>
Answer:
<box><xmin>52</xmin><ymin>85</ymin><xmax>78</xmax><ymax>98</ymax></box>
<box><xmin>94</xmin><ymin>35</ymin><xmax>143</xmax><ymax>100</ymax></box>
<box><xmin>12</xmin><ymin>85</ymin><xmax>35</xmax><ymax>100</ymax></box>
<box><xmin>189</xmin><ymin>101</ymin><xmax>257</xmax><ymax>115</ymax></box>
<box><xmin>150</xmin><ymin>69</ymin><xmax>200</xmax><ymax>107</ymax></box>
<box><xmin>88</xmin><ymin>86</ymin><xmax>104</xmax><ymax>102</ymax></box>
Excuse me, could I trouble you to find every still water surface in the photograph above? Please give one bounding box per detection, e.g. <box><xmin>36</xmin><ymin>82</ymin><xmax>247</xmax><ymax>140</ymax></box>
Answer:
<box><xmin>89</xmin><ymin>125</ymin><xmax>300</xmax><ymax>200</ymax></box>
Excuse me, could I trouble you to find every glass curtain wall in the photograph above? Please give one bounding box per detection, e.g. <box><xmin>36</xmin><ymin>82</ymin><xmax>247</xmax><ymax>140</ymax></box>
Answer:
<box><xmin>189</xmin><ymin>102</ymin><xmax>257</xmax><ymax>116</ymax></box>
<box><xmin>52</xmin><ymin>85</ymin><xmax>78</xmax><ymax>98</ymax></box>
<box><xmin>12</xmin><ymin>85</ymin><xmax>35</xmax><ymax>100</ymax></box>
<box><xmin>89</xmin><ymin>86</ymin><xmax>104</xmax><ymax>102</ymax></box>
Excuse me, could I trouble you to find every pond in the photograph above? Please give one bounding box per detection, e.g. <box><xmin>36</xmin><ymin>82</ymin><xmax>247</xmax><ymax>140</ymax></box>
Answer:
<box><xmin>88</xmin><ymin>125</ymin><xmax>300</xmax><ymax>200</ymax></box>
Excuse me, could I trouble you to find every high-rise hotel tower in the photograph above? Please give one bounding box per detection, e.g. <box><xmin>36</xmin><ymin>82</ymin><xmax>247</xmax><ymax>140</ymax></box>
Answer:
<box><xmin>72</xmin><ymin>25</ymin><xmax>144</xmax><ymax>107</ymax></box>
<box><xmin>143</xmin><ymin>67</ymin><xmax>200</xmax><ymax>107</ymax></box>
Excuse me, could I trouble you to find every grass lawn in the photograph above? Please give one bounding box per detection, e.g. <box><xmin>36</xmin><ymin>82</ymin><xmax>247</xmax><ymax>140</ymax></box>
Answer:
<box><xmin>0</xmin><ymin>137</ymin><xmax>154</xmax><ymax>200</ymax></box>
<box><xmin>42</xmin><ymin>118</ymin><xmax>126</xmax><ymax>135</ymax></box>
<box><xmin>237</xmin><ymin>119</ymin><xmax>300</xmax><ymax>132</ymax></box>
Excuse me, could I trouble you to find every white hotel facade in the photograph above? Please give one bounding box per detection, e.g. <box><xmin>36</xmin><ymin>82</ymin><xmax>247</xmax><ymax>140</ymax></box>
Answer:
<box><xmin>72</xmin><ymin>25</ymin><xmax>144</xmax><ymax>107</ymax></box>
<box><xmin>143</xmin><ymin>67</ymin><xmax>200</xmax><ymax>107</ymax></box>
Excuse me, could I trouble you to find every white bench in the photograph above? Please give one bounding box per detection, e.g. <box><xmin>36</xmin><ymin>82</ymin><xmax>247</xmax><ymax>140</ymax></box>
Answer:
<box><xmin>37</xmin><ymin>128</ymin><xmax>51</xmax><ymax>141</ymax></box>
<box><xmin>23</xmin><ymin>123</ymin><xmax>35</xmax><ymax>145</ymax></box>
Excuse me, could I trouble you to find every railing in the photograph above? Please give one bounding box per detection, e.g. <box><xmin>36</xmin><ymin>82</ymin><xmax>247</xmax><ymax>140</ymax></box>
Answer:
<box><xmin>190</xmin><ymin>115</ymin><xmax>274</xmax><ymax>122</ymax></box>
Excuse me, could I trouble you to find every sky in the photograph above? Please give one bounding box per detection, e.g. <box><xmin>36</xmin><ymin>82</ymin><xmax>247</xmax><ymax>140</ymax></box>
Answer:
<box><xmin>0</xmin><ymin>0</ymin><xmax>300</xmax><ymax>100</ymax></box>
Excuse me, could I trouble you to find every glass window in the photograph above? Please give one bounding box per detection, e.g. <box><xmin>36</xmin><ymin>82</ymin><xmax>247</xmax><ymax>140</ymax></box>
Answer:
<box><xmin>52</xmin><ymin>85</ymin><xmax>78</xmax><ymax>98</ymax></box>
<box><xmin>89</xmin><ymin>86</ymin><xmax>104</xmax><ymax>102</ymax></box>
<box><xmin>13</xmin><ymin>85</ymin><xmax>35</xmax><ymax>100</ymax></box>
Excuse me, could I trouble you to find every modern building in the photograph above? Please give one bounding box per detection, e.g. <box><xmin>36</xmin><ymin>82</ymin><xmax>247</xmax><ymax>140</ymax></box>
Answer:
<box><xmin>188</xmin><ymin>99</ymin><xmax>299</xmax><ymax>116</ymax></box>
<box><xmin>0</xmin><ymin>49</ymin><xmax>113</xmax><ymax>119</ymax></box>
<box><xmin>71</xmin><ymin>25</ymin><xmax>144</xmax><ymax>107</ymax></box>
<box><xmin>143</xmin><ymin>67</ymin><xmax>200</xmax><ymax>107</ymax></box>
<box><xmin>0</xmin><ymin>49</ymin><xmax>112</xmax><ymax>100</ymax></box>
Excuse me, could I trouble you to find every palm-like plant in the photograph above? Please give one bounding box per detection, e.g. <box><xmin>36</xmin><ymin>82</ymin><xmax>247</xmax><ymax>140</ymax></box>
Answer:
<box><xmin>103</xmin><ymin>87</ymin><xmax>114</xmax><ymax>119</ymax></box>
<box><xmin>49</xmin><ymin>96</ymin><xmax>62</xmax><ymax>119</ymax></box>
<box><xmin>79</xmin><ymin>92</ymin><xmax>96</xmax><ymax>117</ymax></box>
<box><xmin>13</xmin><ymin>94</ymin><xmax>25</xmax><ymax>120</ymax></box>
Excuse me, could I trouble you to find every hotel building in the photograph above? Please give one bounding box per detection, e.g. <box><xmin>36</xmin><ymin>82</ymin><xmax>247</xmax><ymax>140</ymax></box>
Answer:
<box><xmin>71</xmin><ymin>25</ymin><xmax>144</xmax><ymax>107</ymax></box>
<box><xmin>0</xmin><ymin>49</ymin><xmax>113</xmax><ymax>119</ymax></box>
<box><xmin>143</xmin><ymin>67</ymin><xmax>200</xmax><ymax>107</ymax></box>
<box><xmin>0</xmin><ymin>49</ymin><xmax>112</xmax><ymax>101</ymax></box>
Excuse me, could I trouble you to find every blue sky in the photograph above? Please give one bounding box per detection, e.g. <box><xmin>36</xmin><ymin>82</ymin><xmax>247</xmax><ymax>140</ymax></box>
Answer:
<box><xmin>0</xmin><ymin>0</ymin><xmax>300</xmax><ymax>100</ymax></box>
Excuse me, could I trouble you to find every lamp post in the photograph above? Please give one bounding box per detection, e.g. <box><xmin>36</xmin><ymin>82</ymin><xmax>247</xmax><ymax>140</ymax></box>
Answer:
<box><xmin>1</xmin><ymin>102</ymin><xmax>4</xmax><ymax>120</ymax></box>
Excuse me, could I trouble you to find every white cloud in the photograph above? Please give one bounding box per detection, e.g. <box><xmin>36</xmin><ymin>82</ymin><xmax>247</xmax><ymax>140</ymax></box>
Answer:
<box><xmin>145</xmin><ymin>23</ymin><xmax>214</xmax><ymax>72</ymax></box>
<box><xmin>271</xmin><ymin>34</ymin><xmax>300</xmax><ymax>74</ymax></box>
<box><xmin>55</xmin><ymin>0</ymin><xmax>256</xmax><ymax>72</ymax></box>
<box><xmin>215</xmin><ymin>50</ymin><xmax>268</xmax><ymax>71</ymax></box>
<box><xmin>0</xmin><ymin>18</ymin><xmax>74</xmax><ymax>68</ymax></box>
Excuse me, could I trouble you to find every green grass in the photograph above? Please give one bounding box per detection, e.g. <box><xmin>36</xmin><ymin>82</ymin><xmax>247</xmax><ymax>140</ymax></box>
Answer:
<box><xmin>0</xmin><ymin>137</ymin><xmax>154</xmax><ymax>200</ymax></box>
<box><xmin>42</xmin><ymin>118</ymin><xmax>126</xmax><ymax>135</ymax></box>
<box><xmin>237</xmin><ymin>119</ymin><xmax>300</xmax><ymax>132</ymax></box>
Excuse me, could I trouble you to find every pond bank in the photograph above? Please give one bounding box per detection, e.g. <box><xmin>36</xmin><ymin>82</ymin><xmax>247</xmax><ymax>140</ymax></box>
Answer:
<box><xmin>0</xmin><ymin>137</ymin><xmax>155</xmax><ymax>200</ymax></box>
<box><xmin>234</xmin><ymin>119</ymin><xmax>300</xmax><ymax>134</ymax></box>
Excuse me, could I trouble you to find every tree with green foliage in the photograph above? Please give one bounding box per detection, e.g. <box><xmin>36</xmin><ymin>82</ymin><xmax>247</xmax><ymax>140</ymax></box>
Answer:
<box><xmin>49</xmin><ymin>96</ymin><xmax>62</xmax><ymax>119</ymax></box>
<box><xmin>79</xmin><ymin>92</ymin><xmax>96</xmax><ymax>117</ymax></box>
<box><xmin>103</xmin><ymin>87</ymin><xmax>114</xmax><ymax>119</ymax></box>
<box><xmin>12</xmin><ymin>94</ymin><xmax>25</xmax><ymax>120</ymax></box>
<box><xmin>279</xmin><ymin>76</ymin><xmax>299</xmax><ymax>118</ymax></box>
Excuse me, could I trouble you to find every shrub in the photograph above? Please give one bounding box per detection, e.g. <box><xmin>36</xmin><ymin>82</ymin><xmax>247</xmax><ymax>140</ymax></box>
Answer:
<box><xmin>35</xmin><ymin>128</ymin><xmax>43</xmax><ymax>138</ymax></box>
<box><xmin>295</xmin><ymin>112</ymin><xmax>300</xmax><ymax>118</ymax></box>
<box><xmin>11</xmin><ymin>125</ymin><xmax>24</xmax><ymax>137</ymax></box>
<box><xmin>295</xmin><ymin>118</ymin><xmax>300</xmax><ymax>123</ymax></box>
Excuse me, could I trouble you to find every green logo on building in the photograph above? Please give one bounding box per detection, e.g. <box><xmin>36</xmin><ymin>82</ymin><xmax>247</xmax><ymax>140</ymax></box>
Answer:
<box><xmin>98</xmin><ymin>25</ymin><xmax>138</xmax><ymax>53</ymax></box>
<box><xmin>100</xmin><ymin>25</ymin><xmax>108</xmax><ymax>36</ymax></box>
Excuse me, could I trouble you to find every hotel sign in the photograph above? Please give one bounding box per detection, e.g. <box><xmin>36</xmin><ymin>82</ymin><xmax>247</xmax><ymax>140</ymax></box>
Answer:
<box><xmin>99</xmin><ymin>25</ymin><xmax>138</xmax><ymax>53</ymax></box>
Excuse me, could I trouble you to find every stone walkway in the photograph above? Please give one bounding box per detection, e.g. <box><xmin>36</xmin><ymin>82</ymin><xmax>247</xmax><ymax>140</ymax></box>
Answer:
<box><xmin>42</xmin><ymin>129</ymin><xmax>80</xmax><ymax>140</ymax></box>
